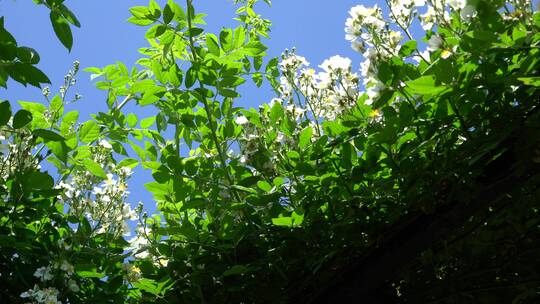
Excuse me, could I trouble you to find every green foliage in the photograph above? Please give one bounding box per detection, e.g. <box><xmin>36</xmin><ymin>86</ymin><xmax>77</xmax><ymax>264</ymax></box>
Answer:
<box><xmin>1</xmin><ymin>0</ymin><xmax>540</xmax><ymax>303</ymax></box>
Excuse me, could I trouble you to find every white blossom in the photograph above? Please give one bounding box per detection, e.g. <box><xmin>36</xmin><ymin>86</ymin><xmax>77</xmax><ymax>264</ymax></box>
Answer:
<box><xmin>319</xmin><ymin>55</ymin><xmax>352</xmax><ymax>73</ymax></box>
<box><xmin>427</xmin><ymin>34</ymin><xmax>443</xmax><ymax>51</ymax></box>
<box><xmin>98</xmin><ymin>139</ymin><xmax>112</xmax><ymax>149</ymax></box>
<box><xmin>235</xmin><ymin>116</ymin><xmax>249</xmax><ymax>125</ymax></box>
<box><xmin>34</xmin><ymin>266</ymin><xmax>54</xmax><ymax>282</ymax></box>
<box><xmin>21</xmin><ymin>285</ymin><xmax>61</xmax><ymax>304</ymax></box>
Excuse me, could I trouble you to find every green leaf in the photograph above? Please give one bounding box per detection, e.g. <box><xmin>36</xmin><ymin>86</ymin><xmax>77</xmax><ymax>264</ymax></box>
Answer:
<box><xmin>299</xmin><ymin>126</ymin><xmax>313</xmax><ymax>149</ymax></box>
<box><xmin>0</xmin><ymin>19</ymin><xmax>17</xmax><ymax>61</ymax></box>
<box><xmin>60</xmin><ymin>110</ymin><xmax>79</xmax><ymax>136</ymax></box>
<box><xmin>518</xmin><ymin>77</ymin><xmax>540</xmax><ymax>87</ymax></box>
<box><xmin>233</xmin><ymin>26</ymin><xmax>246</xmax><ymax>49</ymax></box>
<box><xmin>271</xmin><ymin>212</ymin><xmax>304</xmax><ymax>227</ymax></box>
<box><xmin>12</xmin><ymin>110</ymin><xmax>32</xmax><ymax>129</ymax></box>
<box><xmin>130</xmin><ymin>141</ymin><xmax>147</xmax><ymax>160</ymax></box>
<box><xmin>145</xmin><ymin>181</ymin><xmax>170</xmax><ymax>201</ymax></box>
<box><xmin>145</xmin><ymin>24</ymin><xmax>167</xmax><ymax>39</ymax></box>
<box><xmin>75</xmin><ymin>264</ymin><xmax>105</xmax><ymax>279</ymax></box>
<box><xmin>141</xmin><ymin>116</ymin><xmax>156</xmax><ymax>128</ymax></box>
<box><xmin>16</xmin><ymin>47</ymin><xmax>40</xmax><ymax>64</ymax></box>
<box><xmin>243</xmin><ymin>40</ymin><xmax>267</xmax><ymax>56</ymax></box>
<box><xmin>127</xmin><ymin>16</ymin><xmax>155</xmax><ymax>26</ymax></box>
<box><xmin>19</xmin><ymin>101</ymin><xmax>47</xmax><ymax>114</ymax></box>
<box><xmin>126</xmin><ymin>113</ymin><xmax>138</xmax><ymax>128</ymax></box>
<box><xmin>399</xmin><ymin>40</ymin><xmax>417</xmax><ymax>57</ymax></box>
<box><xmin>218</xmin><ymin>88</ymin><xmax>239</xmax><ymax>98</ymax></box>
<box><xmin>82</xmin><ymin>159</ymin><xmax>107</xmax><ymax>178</ymax></box>
<box><xmin>49</xmin><ymin>95</ymin><xmax>64</xmax><ymax>119</ymax></box>
<box><xmin>118</xmin><ymin>158</ymin><xmax>139</xmax><ymax>168</ymax></box>
<box><xmin>46</xmin><ymin>141</ymin><xmax>69</xmax><ymax>163</ymax></box>
<box><xmin>269</xmin><ymin>102</ymin><xmax>284</xmax><ymax>124</ymax></box>
<box><xmin>132</xmin><ymin>278</ymin><xmax>160</xmax><ymax>295</ymax></box>
<box><xmin>257</xmin><ymin>180</ymin><xmax>272</xmax><ymax>192</ymax></box>
<box><xmin>183</xmin><ymin>157</ymin><xmax>198</xmax><ymax>176</ymax></box>
<box><xmin>148</xmin><ymin>0</ymin><xmax>161</xmax><ymax>18</ymax></box>
<box><xmin>50</xmin><ymin>11</ymin><xmax>73</xmax><ymax>51</ymax></box>
<box><xmin>5</xmin><ymin>63</ymin><xmax>50</xmax><ymax>87</ymax></box>
<box><xmin>58</xmin><ymin>4</ymin><xmax>81</xmax><ymax>27</ymax></box>
<box><xmin>252</xmin><ymin>72</ymin><xmax>263</xmax><ymax>87</ymax></box>
<box><xmin>405</xmin><ymin>75</ymin><xmax>447</xmax><ymax>95</ymax></box>
<box><xmin>322</xmin><ymin>121</ymin><xmax>349</xmax><ymax>136</ymax></box>
<box><xmin>25</xmin><ymin>171</ymin><xmax>54</xmax><ymax>190</ymax></box>
<box><xmin>0</xmin><ymin>101</ymin><xmax>11</xmax><ymax>126</ymax></box>
<box><xmin>185</xmin><ymin>66</ymin><xmax>197</xmax><ymax>88</ymax></box>
<box><xmin>167</xmin><ymin>0</ymin><xmax>186</xmax><ymax>22</ymax></box>
<box><xmin>163</xmin><ymin>3</ymin><xmax>174</xmax><ymax>24</ymax></box>
<box><xmin>129</xmin><ymin>6</ymin><xmax>151</xmax><ymax>18</ymax></box>
<box><xmin>232</xmin><ymin>184</ymin><xmax>258</xmax><ymax>194</ymax></box>
<box><xmin>79</xmin><ymin>121</ymin><xmax>100</xmax><ymax>143</ymax></box>
<box><xmin>219</xmin><ymin>28</ymin><xmax>233</xmax><ymax>52</ymax></box>
<box><xmin>273</xmin><ymin>177</ymin><xmax>285</xmax><ymax>187</ymax></box>
<box><xmin>33</xmin><ymin>129</ymin><xmax>65</xmax><ymax>141</ymax></box>
<box><xmin>223</xmin><ymin>265</ymin><xmax>250</xmax><ymax>277</ymax></box>
<box><xmin>206</xmin><ymin>33</ymin><xmax>220</xmax><ymax>56</ymax></box>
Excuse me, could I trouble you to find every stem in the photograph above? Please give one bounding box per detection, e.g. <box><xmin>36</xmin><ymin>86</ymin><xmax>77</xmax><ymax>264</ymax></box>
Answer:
<box><xmin>115</xmin><ymin>94</ymin><xmax>133</xmax><ymax>111</ymax></box>
<box><xmin>448</xmin><ymin>97</ymin><xmax>473</xmax><ymax>139</ymax></box>
<box><xmin>185</xmin><ymin>0</ymin><xmax>241</xmax><ymax>203</ymax></box>
<box><xmin>384</xmin><ymin>0</ymin><xmax>429</xmax><ymax>63</ymax></box>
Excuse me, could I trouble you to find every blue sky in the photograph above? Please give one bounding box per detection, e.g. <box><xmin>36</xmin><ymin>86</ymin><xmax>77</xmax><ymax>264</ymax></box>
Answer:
<box><xmin>0</xmin><ymin>0</ymin><xmax>367</xmax><ymax>211</ymax></box>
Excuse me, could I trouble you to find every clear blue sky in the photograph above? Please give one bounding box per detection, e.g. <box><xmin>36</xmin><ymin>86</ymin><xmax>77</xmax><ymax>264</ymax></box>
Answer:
<box><xmin>0</xmin><ymin>0</ymin><xmax>370</xmax><ymax>211</ymax></box>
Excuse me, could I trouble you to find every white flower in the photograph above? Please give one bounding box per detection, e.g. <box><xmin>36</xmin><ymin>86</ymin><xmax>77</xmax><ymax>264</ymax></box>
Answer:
<box><xmin>319</xmin><ymin>55</ymin><xmax>352</xmax><ymax>73</ymax></box>
<box><xmin>279</xmin><ymin>54</ymin><xmax>309</xmax><ymax>72</ymax></box>
<box><xmin>268</xmin><ymin>98</ymin><xmax>282</xmax><ymax>108</ymax></box>
<box><xmin>118</xmin><ymin>166</ymin><xmax>133</xmax><ymax>177</ymax></box>
<box><xmin>235</xmin><ymin>116</ymin><xmax>249</xmax><ymax>125</ymax></box>
<box><xmin>448</xmin><ymin>0</ymin><xmax>466</xmax><ymax>10</ymax></box>
<box><xmin>68</xmin><ymin>279</ymin><xmax>80</xmax><ymax>292</ymax></box>
<box><xmin>239</xmin><ymin>155</ymin><xmax>248</xmax><ymax>164</ymax></box>
<box><xmin>59</xmin><ymin>260</ymin><xmax>74</xmax><ymax>274</ymax></box>
<box><xmin>34</xmin><ymin>266</ymin><xmax>54</xmax><ymax>282</ymax></box>
<box><xmin>460</xmin><ymin>4</ymin><xmax>477</xmax><ymax>21</ymax></box>
<box><xmin>104</xmin><ymin>173</ymin><xmax>116</xmax><ymax>186</ymax></box>
<box><xmin>21</xmin><ymin>285</ymin><xmax>61</xmax><ymax>304</ymax></box>
<box><xmin>98</xmin><ymin>139</ymin><xmax>112</xmax><ymax>149</ymax></box>
<box><xmin>20</xmin><ymin>287</ymin><xmax>34</xmax><ymax>298</ymax></box>
<box><xmin>122</xmin><ymin>204</ymin><xmax>137</xmax><ymax>220</ymax></box>
<box><xmin>365</xmin><ymin>81</ymin><xmax>386</xmax><ymax>105</ymax></box>
<box><xmin>427</xmin><ymin>35</ymin><xmax>443</xmax><ymax>52</ymax></box>
<box><xmin>349</xmin><ymin>5</ymin><xmax>377</xmax><ymax>19</ymax></box>
<box><xmin>420</xmin><ymin>6</ymin><xmax>437</xmax><ymax>30</ymax></box>
<box><xmin>92</xmin><ymin>186</ymin><xmax>105</xmax><ymax>195</ymax></box>
<box><xmin>156</xmin><ymin>257</ymin><xmax>169</xmax><ymax>267</ymax></box>
<box><xmin>128</xmin><ymin>228</ymin><xmax>151</xmax><ymax>259</ymax></box>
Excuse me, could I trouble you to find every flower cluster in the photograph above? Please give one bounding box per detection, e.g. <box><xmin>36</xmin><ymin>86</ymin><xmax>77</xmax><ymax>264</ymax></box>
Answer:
<box><xmin>20</xmin><ymin>285</ymin><xmax>62</xmax><ymax>304</ymax></box>
<box><xmin>345</xmin><ymin>4</ymin><xmax>387</xmax><ymax>53</ymax></box>
<box><xmin>57</xmin><ymin>139</ymin><xmax>137</xmax><ymax>238</ymax></box>
<box><xmin>0</xmin><ymin>128</ymin><xmax>38</xmax><ymax>185</ymax></box>
<box><xmin>21</xmin><ymin>260</ymin><xmax>78</xmax><ymax>304</ymax></box>
<box><xmin>58</xmin><ymin>60</ymin><xmax>82</xmax><ymax>103</ymax></box>
<box><xmin>278</xmin><ymin>49</ymin><xmax>360</xmax><ymax>121</ymax></box>
<box><xmin>235</xmin><ymin>50</ymin><xmax>362</xmax><ymax>174</ymax></box>
<box><xmin>389</xmin><ymin>0</ymin><xmax>426</xmax><ymax>27</ymax></box>
<box><xmin>128</xmin><ymin>222</ymin><xmax>169</xmax><ymax>267</ymax></box>
<box><xmin>342</xmin><ymin>1</ymin><xmax>485</xmax><ymax>105</ymax></box>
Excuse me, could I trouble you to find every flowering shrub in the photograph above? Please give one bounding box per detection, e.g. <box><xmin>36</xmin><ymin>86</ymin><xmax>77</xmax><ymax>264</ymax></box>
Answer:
<box><xmin>1</xmin><ymin>0</ymin><xmax>540</xmax><ymax>303</ymax></box>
